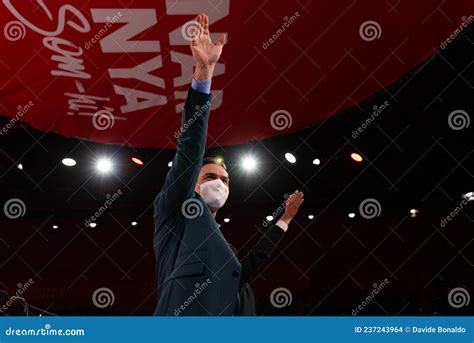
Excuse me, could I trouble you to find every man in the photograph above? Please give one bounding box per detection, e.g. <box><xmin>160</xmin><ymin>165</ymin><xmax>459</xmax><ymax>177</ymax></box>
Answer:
<box><xmin>153</xmin><ymin>14</ymin><xmax>304</xmax><ymax>316</ymax></box>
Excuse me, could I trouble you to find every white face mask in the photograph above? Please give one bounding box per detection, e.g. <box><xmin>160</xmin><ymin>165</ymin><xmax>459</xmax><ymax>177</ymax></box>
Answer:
<box><xmin>199</xmin><ymin>179</ymin><xmax>229</xmax><ymax>209</ymax></box>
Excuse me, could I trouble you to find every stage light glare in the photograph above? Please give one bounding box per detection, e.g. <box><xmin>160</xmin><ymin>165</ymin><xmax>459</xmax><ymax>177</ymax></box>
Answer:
<box><xmin>266</xmin><ymin>215</ymin><xmax>274</xmax><ymax>222</ymax></box>
<box><xmin>62</xmin><ymin>158</ymin><xmax>76</xmax><ymax>167</ymax></box>
<box><xmin>89</xmin><ymin>223</ymin><xmax>97</xmax><ymax>228</ymax></box>
<box><xmin>348</xmin><ymin>213</ymin><xmax>356</xmax><ymax>218</ymax></box>
<box><xmin>17</xmin><ymin>164</ymin><xmax>23</xmax><ymax>170</ymax></box>
<box><xmin>241</xmin><ymin>155</ymin><xmax>257</xmax><ymax>172</ymax></box>
<box><xmin>96</xmin><ymin>158</ymin><xmax>113</xmax><ymax>174</ymax></box>
<box><xmin>168</xmin><ymin>161</ymin><xmax>173</xmax><ymax>168</ymax></box>
<box><xmin>308</xmin><ymin>214</ymin><xmax>315</xmax><ymax>220</ymax></box>
<box><xmin>313</xmin><ymin>158</ymin><xmax>321</xmax><ymax>165</ymax></box>
<box><xmin>131</xmin><ymin>157</ymin><xmax>144</xmax><ymax>166</ymax></box>
<box><xmin>131</xmin><ymin>221</ymin><xmax>138</xmax><ymax>226</ymax></box>
<box><xmin>410</xmin><ymin>209</ymin><xmax>419</xmax><ymax>218</ymax></box>
<box><xmin>52</xmin><ymin>225</ymin><xmax>59</xmax><ymax>229</ymax></box>
<box><xmin>285</xmin><ymin>153</ymin><xmax>296</xmax><ymax>164</ymax></box>
<box><xmin>463</xmin><ymin>192</ymin><xmax>474</xmax><ymax>201</ymax></box>
<box><xmin>224</xmin><ymin>218</ymin><xmax>230</xmax><ymax>223</ymax></box>
<box><xmin>350</xmin><ymin>153</ymin><xmax>363</xmax><ymax>162</ymax></box>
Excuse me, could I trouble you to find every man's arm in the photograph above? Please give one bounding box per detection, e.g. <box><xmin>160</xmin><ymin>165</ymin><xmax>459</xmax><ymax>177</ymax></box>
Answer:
<box><xmin>239</xmin><ymin>191</ymin><xmax>304</xmax><ymax>286</ymax></box>
<box><xmin>154</xmin><ymin>14</ymin><xmax>226</xmax><ymax>216</ymax></box>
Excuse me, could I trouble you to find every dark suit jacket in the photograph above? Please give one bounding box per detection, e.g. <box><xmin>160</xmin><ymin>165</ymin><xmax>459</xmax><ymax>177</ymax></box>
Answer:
<box><xmin>153</xmin><ymin>87</ymin><xmax>241</xmax><ymax>316</ymax></box>
<box><xmin>230</xmin><ymin>224</ymin><xmax>286</xmax><ymax>315</ymax></box>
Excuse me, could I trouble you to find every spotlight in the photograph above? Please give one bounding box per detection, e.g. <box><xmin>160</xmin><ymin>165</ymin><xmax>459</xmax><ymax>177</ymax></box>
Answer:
<box><xmin>285</xmin><ymin>153</ymin><xmax>296</xmax><ymax>164</ymax></box>
<box><xmin>348</xmin><ymin>213</ymin><xmax>356</xmax><ymax>218</ymax></box>
<box><xmin>312</xmin><ymin>158</ymin><xmax>321</xmax><ymax>165</ymax></box>
<box><xmin>131</xmin><ymin>221</ymin><xmax>138</xmax><ymax>226</ymax></box>
<box><xmin>52</xmin><ymin>225</ymin><xmax>59</xmax><ymax>230</ymax></box>
<box><xmin>308</xmin><ymin>214</ymin><xmax>314</xmax><ymax>220</ymax></box>
<box><xmin>266</xmin><ymin>215</ymin><xmax>274</xmax><ymax>222</ymax></box>
<box><xmin>131</xmin><ymin>157</ymin><xmax>144</xmax><ymax>166</ymax></box>
<box><xmin>17</xmin><ymin>164</ymin><xmax>23</xmax><ymax>170</ymax></box>
<box><xmin>223</xmin><ymin>218</ymin><xmax>230</xmax><ymax>223</ymax></box>
<box><xmin>410</xmin><ymin>209</ymin><xmax>419</xmax><ymax>218</ymax></box>
<box><xmin>241</xmin><ymin>155</ymin><xmax>257</xmax><ymax>172</ymax></box>
<box><xmin>62</xmin><ymin>158</ymin><xmax>76</xmax><ymax>167</ymax></box>
<box><xmin>168</xmin><ymin>161</ymin><xmax>173</xmax><ymax>168</ymax></box>
<box><xmin>350</xmin><ymin>153</ymin><xmax>363</xmax><ymax>162</ymax></box>
<box><xmin>95</xmin><ymin>158</ymin><xmax>113</xmax><ymax>174</ymax></box>
<box><xmin>462</xmin><ymin>192</ymin><xmax>474</xmax><ymax>202</ymax></box>
<box><xmin>88</xmin><ymin>223</ymin><xmax>97</xmax><ymax>228</ymax></box>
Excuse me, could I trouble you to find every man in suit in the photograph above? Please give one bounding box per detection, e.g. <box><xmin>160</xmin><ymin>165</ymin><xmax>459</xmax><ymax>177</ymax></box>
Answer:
<box><xmin>153</xmin><ymin>14</ymin><xmax>304</xmax><ymax>316</ymax></box>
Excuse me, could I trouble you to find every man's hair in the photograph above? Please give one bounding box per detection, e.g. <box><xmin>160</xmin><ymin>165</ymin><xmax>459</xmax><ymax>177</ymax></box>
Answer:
<box><xmin>202</xmin><ymin>156</ymin><xmax>227</xmax><ymax>171</ymax></box>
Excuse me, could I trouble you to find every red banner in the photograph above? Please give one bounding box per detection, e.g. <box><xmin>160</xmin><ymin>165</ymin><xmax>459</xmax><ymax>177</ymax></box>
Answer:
<box><xmin>0</xmin><ymin>0</ymin><xmax>472</xmax><ymax>148</ymax></box>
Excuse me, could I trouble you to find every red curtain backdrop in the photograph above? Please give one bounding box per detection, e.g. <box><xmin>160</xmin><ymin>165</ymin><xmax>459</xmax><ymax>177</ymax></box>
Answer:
<box><xmin>0</xmin><ymin>0</ymin><xmax>472</xmax><ymax>148</ymax></box>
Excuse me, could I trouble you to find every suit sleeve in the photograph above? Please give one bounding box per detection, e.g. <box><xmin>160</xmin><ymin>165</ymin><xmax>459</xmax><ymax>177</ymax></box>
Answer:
<box><xmin>154</xmin><ymin>87</ymin><xmax>212</xmax><ymax>219</ymax></box>
<box><xmin>239</xmin><ymin>224</ymin><xmax>286</xmax><ymax>286</ymax></box>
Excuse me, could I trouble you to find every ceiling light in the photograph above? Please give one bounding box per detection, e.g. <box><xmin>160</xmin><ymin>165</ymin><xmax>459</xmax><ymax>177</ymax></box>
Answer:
<box><xmin>285</xmin><ymin>153</ymin><xmax>296</xmax><ymax>164</ymax></box>
<box><xmin>350</xmin><ymin>153</ymin><xmax>363</xmax><ymax>162</ymax></box>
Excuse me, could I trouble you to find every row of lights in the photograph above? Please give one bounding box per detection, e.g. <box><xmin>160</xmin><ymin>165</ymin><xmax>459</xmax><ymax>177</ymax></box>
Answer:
<box><xmin>18</xmin><ymin>157</ymin><xmax>139</xmax><ymax>173</ymax></box>
<box><xmin>262</xmin><ymin>208</ymin><xmax>419</xmax><ymax>223</ymax></box>
<box><xmin>52</xmin><ymin>208</ymin><xmax>422</xmax><ymax>229</ymax></box>
<box><xmin>47</xmin><ymin>205</ymin><xmax>439</xmax><ymax>230</ymax></box>
<box><xmin>51</xmin><ymin>197</ymin><xmax>473</xmax><ymax>229</ymax></box>
<box><xmin>283</xmin><ymin>152</ymin><xmax>362</xmax><ymax>165</ymax></box>
<box><xmin>241</xmin><ymin>153</ymin><xmax>360</xmax><ymax>172</ymax></box>
<box><xmin>52</xmin><ymin>221</ymin><xmax>138</xmax><ymax>230</ymax></box>
<box><xmin>16</xmin><ymin>152</ymin><xmax>364</xmax><ymax>174</ymax></box>
<box><xmin>259</xmin><ymin>208</ymin><xmax>421</xmax><ymax>223</ymax></box>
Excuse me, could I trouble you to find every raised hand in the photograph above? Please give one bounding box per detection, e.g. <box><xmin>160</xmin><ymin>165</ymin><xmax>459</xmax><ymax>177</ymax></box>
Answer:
<box><xmin>280</xmin><ymin>191</ymin><xmax>304</xmax><ymax>225</ymax></box>
<box><xmin>190</xmin><ymin>14</ymin><xmax>226</xmax><ymax>80</ymax></box>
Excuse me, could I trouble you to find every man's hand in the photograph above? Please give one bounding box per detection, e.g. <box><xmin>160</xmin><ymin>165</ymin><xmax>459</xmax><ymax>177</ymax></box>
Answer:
<box><xmin>190</xmin><ymin>14</ymin><xmax>226</xmax><ymax>80</ymax></box>
<box><xmin>280</xmin><ymin>191</ymin><xmax>304</xmax><ymax>226</ymax></box>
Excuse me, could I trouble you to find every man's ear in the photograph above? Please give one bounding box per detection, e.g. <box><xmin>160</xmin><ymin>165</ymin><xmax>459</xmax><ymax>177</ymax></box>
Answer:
<box><xmin>194</xmin><ymin>181</ymin><xmax>201</xmax><ymax>194</ymax></box>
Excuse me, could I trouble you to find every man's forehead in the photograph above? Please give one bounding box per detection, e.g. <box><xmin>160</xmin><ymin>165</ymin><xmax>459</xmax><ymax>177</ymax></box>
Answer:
<box><xmin>200</xmin><ymin>163</ymin><xmax>228</xmax><ymax>177</ymax></box>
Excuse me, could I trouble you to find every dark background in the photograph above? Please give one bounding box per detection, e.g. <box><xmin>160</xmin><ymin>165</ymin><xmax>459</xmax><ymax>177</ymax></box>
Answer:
<box><xmin>0</xmin><ymin>23</ymin><xmax>473</xmax><ymax>316</ymax></box>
